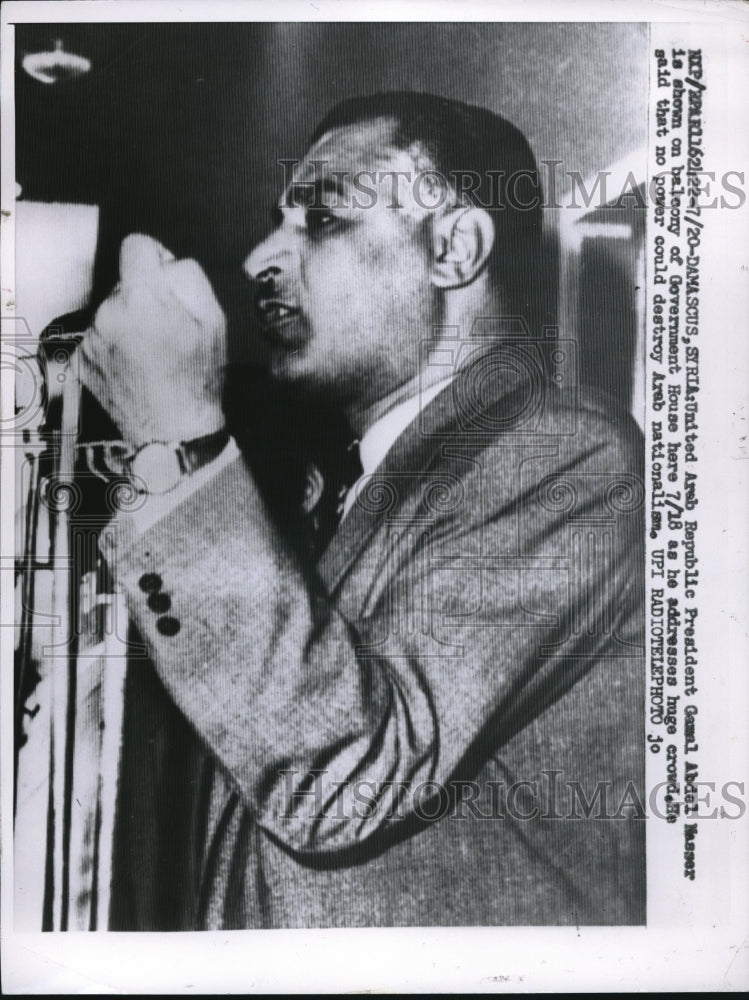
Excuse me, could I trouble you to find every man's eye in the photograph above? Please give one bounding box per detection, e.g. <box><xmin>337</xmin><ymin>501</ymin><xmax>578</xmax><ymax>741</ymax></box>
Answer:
<box><xmin>305</xmin><ymin>207</ymin><xmax>336</xmax><ymax>233</ymax></box>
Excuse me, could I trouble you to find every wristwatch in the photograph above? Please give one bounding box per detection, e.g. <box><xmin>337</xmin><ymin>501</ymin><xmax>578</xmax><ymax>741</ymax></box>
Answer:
<box><xmin>128</xmin><ymin>428</ymin><xmax>230</xmax><ymax>495</ymax></box>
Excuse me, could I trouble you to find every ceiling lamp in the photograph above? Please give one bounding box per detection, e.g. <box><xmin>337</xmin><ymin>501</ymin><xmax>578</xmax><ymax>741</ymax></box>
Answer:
<box><xmin>22</xmin><ymin>40</ymin><xmax>91</xmax><ymax>85</ymax></box>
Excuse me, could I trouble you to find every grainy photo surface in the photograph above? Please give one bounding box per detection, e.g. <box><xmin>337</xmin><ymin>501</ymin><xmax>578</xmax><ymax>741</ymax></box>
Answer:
<box><xmin>2</xmin><ymin>4</ymin><xmax>747</xmax><ymax>994</ymax></box>
<box><xmin>11</xmin><ymin>18</ymin><xmax>648</xmax><ymax>932</ymax></box>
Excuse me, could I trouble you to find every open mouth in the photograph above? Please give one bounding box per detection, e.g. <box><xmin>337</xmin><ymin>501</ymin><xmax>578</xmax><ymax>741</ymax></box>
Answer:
<box><xmin>256</xmin><ymin>298</ymin><xmax>301</xmax><ymax>327</ymax></box>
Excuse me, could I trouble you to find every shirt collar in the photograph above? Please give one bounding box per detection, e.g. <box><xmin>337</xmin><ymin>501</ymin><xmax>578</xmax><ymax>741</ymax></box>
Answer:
<box><xmin>359</xmin><ymin>374</ymin><xmax>455</xmax><ymax>477</ymax></box>
<box><xmin>340</xmin><ymin>374</ymin><xmax>454</xmax><ymax>519</ymax></box>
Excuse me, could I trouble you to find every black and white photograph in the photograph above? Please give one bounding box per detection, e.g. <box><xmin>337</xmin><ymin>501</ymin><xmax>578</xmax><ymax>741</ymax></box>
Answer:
<box><xmin>1</xmin><ymin>2</ymin><xmax>747</xmax><ymax>993</ymax></box>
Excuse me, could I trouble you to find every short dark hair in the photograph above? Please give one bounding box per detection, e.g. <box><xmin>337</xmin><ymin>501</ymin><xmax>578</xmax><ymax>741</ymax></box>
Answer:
<box><xmin>311</xmin><ymin>91</ymin><xmax>543</xmax><ymax>317</ymax></box>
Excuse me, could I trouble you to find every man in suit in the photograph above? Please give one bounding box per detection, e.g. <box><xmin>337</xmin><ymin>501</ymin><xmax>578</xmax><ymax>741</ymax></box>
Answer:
<box><xmin>82</xmin><ymin>93</ymin><xmax>645</xmax><ymax>928</ymax></box>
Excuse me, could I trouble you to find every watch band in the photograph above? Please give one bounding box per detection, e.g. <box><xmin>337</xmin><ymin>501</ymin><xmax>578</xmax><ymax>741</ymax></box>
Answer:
<box><xmin>77</xmin><ymin>429</ymin><xmax>231</xmax><ymax>494</ymax></box>
<box><xmin>176</xmin><ymin>428</ymin><xmax>231</xmax><ymax>475</ymax></box>
<box><xmin>130</xmin><ymin>428</ymin><xmax>231</xmax><ymax>494</ymax></box>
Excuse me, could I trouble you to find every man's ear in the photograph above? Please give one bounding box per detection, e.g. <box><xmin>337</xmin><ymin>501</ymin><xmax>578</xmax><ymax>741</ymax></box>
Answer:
<box><xmin>430</xmin><ymin>206</ymin><xmax>496</xmax><ymax>289</ymax></box>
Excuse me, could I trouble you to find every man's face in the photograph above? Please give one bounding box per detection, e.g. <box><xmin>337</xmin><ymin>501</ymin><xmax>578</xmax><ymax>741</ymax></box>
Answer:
<box><xmin>244</xmin><ymin>118</ymin><xmax>438</xmax><ymax>409</ymax></box>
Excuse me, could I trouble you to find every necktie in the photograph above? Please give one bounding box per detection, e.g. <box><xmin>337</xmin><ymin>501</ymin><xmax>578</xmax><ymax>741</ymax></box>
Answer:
<box><xmin>306</xmin><ymin>437</ymin><xmax>362</xmax><ymax>553</ymax></box>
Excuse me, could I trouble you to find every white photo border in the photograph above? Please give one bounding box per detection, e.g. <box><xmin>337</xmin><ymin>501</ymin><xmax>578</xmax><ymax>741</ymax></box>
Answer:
<box><xmin>2</xmin><ymin>1</ymin><xmax>747</xmax><ymax>993</ymax></box>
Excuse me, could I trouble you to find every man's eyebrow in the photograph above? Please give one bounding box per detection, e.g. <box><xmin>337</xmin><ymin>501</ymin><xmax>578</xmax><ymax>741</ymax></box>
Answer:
<box><xmin>281</xmin><ymin>176</ymin><xmax>350</xmax><ymax>209</ymax></box>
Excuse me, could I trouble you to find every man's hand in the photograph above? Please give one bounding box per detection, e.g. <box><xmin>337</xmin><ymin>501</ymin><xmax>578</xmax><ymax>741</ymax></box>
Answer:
<box><xmin>80</xmin><ymin>233</ymin><xmax>227</xmax><ymax>448</ymax></box>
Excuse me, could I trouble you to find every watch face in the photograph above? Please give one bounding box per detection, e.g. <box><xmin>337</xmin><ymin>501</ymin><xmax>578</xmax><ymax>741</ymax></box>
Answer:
<box><xmin>130</xmin><ymin>442</ymin><xmax>182</xmax><ymax>494</ymax></box>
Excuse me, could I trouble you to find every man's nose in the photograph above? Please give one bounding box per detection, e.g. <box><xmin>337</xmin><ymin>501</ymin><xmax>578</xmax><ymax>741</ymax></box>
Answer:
<box><xmin>243</xmin><ymin>231</ymin><xmax>294</xmax><ymax>285</ymax></box>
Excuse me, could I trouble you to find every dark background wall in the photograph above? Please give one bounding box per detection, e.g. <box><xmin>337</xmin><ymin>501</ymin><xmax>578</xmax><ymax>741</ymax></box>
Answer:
<box><xmin>14</xmin><ymin>21</ymin><xmax>649</xmax><ymax>930</ymax></box>
<box><xmin>15</xmin><ymin>19</ymin><xmax>650</xmax><ymax>520</ymax></box>
<box><xmin>16</xmin><ymin>22</ymin><xmax>648</xmax><ymax>362</ymax></box>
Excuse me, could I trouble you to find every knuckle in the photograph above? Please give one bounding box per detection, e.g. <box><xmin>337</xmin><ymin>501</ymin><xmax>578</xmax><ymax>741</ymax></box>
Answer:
<box><xmin>119</xmin><ymin>232</ymin><xmax>149</xmax><ymax>268</ymax></box>
<box><xmin>121</xmin><ymin>232</ymin><xmax>145</xmax><ymax>252</ymax></box>
<box><xmin>172</xmin><ymin>258</ymin><xmax>209</xmax><ymax>289</ymax></box>
<box><xmin>93</xmin><ymin>301</ymin><xmax>113</xmax><ymax>335</ymax></box>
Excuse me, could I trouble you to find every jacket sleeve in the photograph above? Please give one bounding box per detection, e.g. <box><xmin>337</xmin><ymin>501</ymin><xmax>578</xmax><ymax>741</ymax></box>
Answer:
<box><xmin>106</xmin><ymin>412</ymin><xmax>644</xmax><ymax>857</ymax></box>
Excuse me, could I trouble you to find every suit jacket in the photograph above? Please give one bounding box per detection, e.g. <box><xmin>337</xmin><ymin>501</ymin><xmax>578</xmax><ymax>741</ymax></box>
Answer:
<box><xmin>109</xmin><ymin>356</ymin><xmax>646</xmax><ymax>928</ymax></box>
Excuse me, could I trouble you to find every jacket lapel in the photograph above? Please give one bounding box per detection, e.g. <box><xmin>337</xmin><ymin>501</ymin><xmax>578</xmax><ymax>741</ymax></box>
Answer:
<box><xmin>317</xmin><ymin>355</ymin><xmax>535</xmax><ymax>594</ymax></box>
